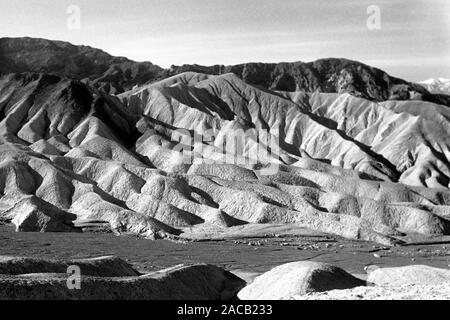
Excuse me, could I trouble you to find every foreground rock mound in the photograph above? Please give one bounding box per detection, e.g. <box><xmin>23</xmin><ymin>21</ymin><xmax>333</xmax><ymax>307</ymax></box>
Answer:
<box><xmin>0</xmin><ymin>256</ymin><xmax>245</xmax><ymax>300</ymax></box>
<box><xmin>238</xmin><ymin>261</ymin><xmax>365</xmax><ymax>300</ymax></box>
<box><xmin>0</xmin><ymin>256</ymin><xmax>140</xmax><ymax>277</ymax></box>
<box><xmin>367</xmin><ymin>265</ymin><xmax>450</xmax><ymax>286</ymax></box>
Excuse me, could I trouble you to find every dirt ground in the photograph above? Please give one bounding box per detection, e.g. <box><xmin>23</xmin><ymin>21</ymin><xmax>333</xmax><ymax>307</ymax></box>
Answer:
<box><xmin>1</xmin><ymin>224</ymin><xmax>449</xmax><ymax>278</ymax></box>
<box><xmin>296</xmin><ymin>283</ymin><xmax>450</xmax><ymax>300</ymax></box>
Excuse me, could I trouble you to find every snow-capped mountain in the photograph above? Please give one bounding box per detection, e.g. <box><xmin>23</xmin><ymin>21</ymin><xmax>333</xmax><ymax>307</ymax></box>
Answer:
<box><xmin>419</xmin><ymin>78</ymin><xmax>450</xmax><ymax>95</ymax></box>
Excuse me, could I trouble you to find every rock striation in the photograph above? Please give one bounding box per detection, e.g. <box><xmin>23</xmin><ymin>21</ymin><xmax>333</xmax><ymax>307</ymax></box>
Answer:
<box><xmin>0</xmin><ymin>256</ymin><xmax>245</xmax><ymax>300</ymax></box>
<box><xmin>0</xmin><ymin>38</ymin><xmax>450</xmax><ymax>245</ymax></box>
<box><xmin>238</xmin><ymin>261</ymin><xmax>365</xmax><ymax>300</ymax></box>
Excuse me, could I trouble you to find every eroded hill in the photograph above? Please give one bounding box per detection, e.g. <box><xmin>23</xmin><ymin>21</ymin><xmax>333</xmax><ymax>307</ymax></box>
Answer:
<box><xmin>0</xmin><ymin>69</ymin><xmax>450</xmax><ymax>246</ymax></box>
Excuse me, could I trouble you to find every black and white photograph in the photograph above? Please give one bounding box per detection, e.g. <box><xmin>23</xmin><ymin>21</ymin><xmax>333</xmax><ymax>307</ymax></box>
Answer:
<box><xmin>0</xmin><ymin>0</ymin><xmax>449</xmax><ymax>308</ymax></box>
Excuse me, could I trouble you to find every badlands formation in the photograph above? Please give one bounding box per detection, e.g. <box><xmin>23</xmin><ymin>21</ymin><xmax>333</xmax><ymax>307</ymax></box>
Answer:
<box><xmin>0</xmin><ymin>255</ymin><xmax>245</xmax><ymax>300</ymax></box>
<box><xmin>0</xmin><ymin>37</ymin><xmax>450</xmax><ymax>299</ymax></box>
<box><xmin>0</xmin><ymin>255</ymin><xmax>449</xmax><ymax>300</ymax></box>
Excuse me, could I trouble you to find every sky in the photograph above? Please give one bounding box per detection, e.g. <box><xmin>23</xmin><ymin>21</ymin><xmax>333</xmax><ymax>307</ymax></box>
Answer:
<box><xmin>1</xmin><ymin>0</ymin><xmax>449</xmax><ymax>81</ymax></box>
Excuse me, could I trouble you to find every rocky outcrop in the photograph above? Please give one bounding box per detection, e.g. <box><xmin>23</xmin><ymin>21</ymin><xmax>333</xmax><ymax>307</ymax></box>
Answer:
<box><xmin>296</xmin><ymin>283</ymin><xmax>450</xmax><ymax>300</ymax></box>
<box><xmin>1</xmin><ymin>39</ymin><xmax>450</xmax><ymax>244</ymax></box>
<box><xmin>1</xmin><ymin>69</ymin><xmax>450</xmax><ymax>244</ymax></box>
<box><xmin>1</xmin><ymin>256</ymin><xmax>448</xmax><ymax>300</ymax></box>
<box><xmin>167</xmin><ymin>60</ymin><xmax>448</xmax><ymax>106</ymax></box>
<box><xmin>295</xmin><ymin>264</ymin><xmax>450</xmax><ymax>300</ymax></box>
<box><xmin>238</xmin><ymin>261</ymin><xmax>365</xmax><ymax>300</ymax></box>
<box><xmin>0</xmin><ymin>257</ymin><xmax>246</xmax><ymax>300</ymax></box>
<box><xmin>367</xmin><ymin>265</ymin><xmax>450</xmax><ymax>286</ymax></box>
<box><xmin>0</xmin><ymin>37</ymin><xmax>163</xmax><ymax>94</ymax></box>
<box><xmin>1</xmin><ymin>196</ymin><xmax>79</xmax><ymax>232</ymax></box>
<box><xmin>0</xmin><ymin>256</ymin><xmax>140</xmax><ymax>277</ymax></box>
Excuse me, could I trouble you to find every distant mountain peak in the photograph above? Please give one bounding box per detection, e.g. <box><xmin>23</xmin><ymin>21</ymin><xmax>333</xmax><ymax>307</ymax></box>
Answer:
<box><xmin>419</xmin><ymin>78</ymin><xmax>450</xmax><ymax>94</ymax></box>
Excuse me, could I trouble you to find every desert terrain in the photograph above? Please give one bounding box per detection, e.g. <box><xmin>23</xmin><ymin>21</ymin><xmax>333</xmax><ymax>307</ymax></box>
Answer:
<box><xmin>0</xmin><ymin>37</ymin><xmax>450</xmax><ymax>299</ymax></box>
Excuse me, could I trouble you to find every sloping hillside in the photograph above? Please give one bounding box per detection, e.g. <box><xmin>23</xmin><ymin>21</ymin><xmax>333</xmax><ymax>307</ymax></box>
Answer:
<box><xmin>0</xmin><ymin>37</ymin><xmax>163</xmax><ymax>94</ymax></box>
<box><xmin>1</xmin><ymin>70</ymin><xmax>450</xmax><ymax>245</ymax></box>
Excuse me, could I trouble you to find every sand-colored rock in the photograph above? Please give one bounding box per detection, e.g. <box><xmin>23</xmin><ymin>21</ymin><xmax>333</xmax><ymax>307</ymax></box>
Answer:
<box><xmin>0</xmin><ymin>261</ymin><xmax>245</xmax><ymax>300</ymax></box>
<box><xmin>367</xmin><ymin>265</ymin><xmax>450</xmax><ymax>286</ymax></box>
<box><xmin>238</xmin><ymin>261</ymin><xmax>365</xmax><ymax>300</ymax></box>
<box><xmin>0</xmin><ymin>67</ymin><xmax>450</xmax><ymax>244</ymax></box>
<box><xmin>0</xmin><ymin>196</ymin><xmax>79</xmax><ymax>233</ymax></box>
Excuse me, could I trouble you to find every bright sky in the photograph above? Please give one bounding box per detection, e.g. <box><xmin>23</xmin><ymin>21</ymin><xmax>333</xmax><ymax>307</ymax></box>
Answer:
<box><xmin>1</xmin><ymin>0</ymin><xmax>449</xmax><ymax>81</ymax></box>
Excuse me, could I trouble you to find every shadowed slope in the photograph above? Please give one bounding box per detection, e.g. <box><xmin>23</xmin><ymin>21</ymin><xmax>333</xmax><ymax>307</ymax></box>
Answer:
<box><xmin>1</xmin><ymin>69</ymin><xmax>450</xmax><ymax>245</ymax></box>
<box><xmin>0</xmin><ymin>37</ymin><xmax>163</xmax><ymax>94</ymax></box>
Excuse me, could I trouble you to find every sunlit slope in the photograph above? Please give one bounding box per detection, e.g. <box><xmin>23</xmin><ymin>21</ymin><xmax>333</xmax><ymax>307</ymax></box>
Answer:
<box><xmin>0</xmin><ymin>72</ymin><xmax>450</xmax><ymax>245</ymax></box>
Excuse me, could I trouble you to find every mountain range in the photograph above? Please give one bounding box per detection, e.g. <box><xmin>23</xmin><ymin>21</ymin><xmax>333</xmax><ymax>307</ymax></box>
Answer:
<box><xmin>2</xmin><ymin>37</ymin><xmax>449</xmax><ymax>106</ymax></box>
<box><xmin>0</xmin><ymin>37</ymin><xmax>450</xmax><ymax>245</ymax></box>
